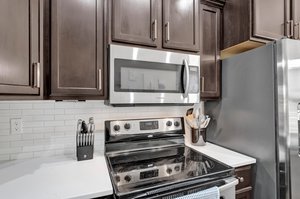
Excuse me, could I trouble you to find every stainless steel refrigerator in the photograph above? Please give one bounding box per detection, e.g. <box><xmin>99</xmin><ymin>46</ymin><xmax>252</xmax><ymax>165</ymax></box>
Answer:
<box><xmin>206</xmin><ymin>38</ymin><xmax>300</xmax><ymax>199</ymax></box>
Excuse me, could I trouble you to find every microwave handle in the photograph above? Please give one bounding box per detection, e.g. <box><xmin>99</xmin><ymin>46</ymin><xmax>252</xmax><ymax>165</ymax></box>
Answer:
<box><xmin>183</xmin><ymin>59</ymin><xmax>190</xmax><ymax>98</ymax></box>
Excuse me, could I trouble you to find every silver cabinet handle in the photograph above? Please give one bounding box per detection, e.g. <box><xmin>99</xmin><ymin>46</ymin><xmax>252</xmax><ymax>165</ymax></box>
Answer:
<box><xmin>152</xmin><ymin>19</ymin><xmax>157</xmax><ymax>41</ymax></box>
<box><xmin>165</xmin><ymin>22</ymin><xmax>170</xmax><ymax>42</ymax></box>
<box><xmin>287</xmin><ymin>20</ymin><xmax>294</xmax><ymax>38</ymax></box>
<box><xmin>183</xmin><ymin>59</ymin><xmax>190</xmax><ymax>98</ymax></box>
<box><xmin>32</xmin><ymin>62</ymin><xmax>40</xmax><ymax>88</ymax></box>
<box><xmin>98</xmin><ymin>69</ymin><xmax>102</xmax><ymax>90</ymax></box>
<box><xmin>238</xmin><ymin>176</ymin><xmax>245</xmax><ymax>183</ymax></box>
<box><xmin>295</xmin><ymin>22</ymin><xmax>300</xmax><ymax>39</ymax></box>
<box><xmin>201</xmin><ymin>76</ymin><xmax>205</xmax><ymax>92</ymax></box>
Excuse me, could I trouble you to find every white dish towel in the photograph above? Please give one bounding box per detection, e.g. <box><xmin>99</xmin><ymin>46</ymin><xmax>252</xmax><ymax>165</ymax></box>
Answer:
<box><xmin>174</xmin><ymin>186</ymin><xmax>220</xmax><ymax>199</ymax></box>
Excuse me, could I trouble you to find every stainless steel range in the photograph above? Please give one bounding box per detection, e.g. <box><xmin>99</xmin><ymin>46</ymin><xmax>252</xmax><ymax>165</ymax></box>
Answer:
<box><xmin>105</xmin><ymin>117</ymin><xmax>238</xmax><ymax>199</ymax></box>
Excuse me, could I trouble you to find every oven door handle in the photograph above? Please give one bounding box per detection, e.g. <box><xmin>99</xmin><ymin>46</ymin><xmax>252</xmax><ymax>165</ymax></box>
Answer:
<box><xmin>219</xmin><ymin>178</ymin><xmax>238</xmax><ymax>192</ymax></box>
<box><xmin>183</xmin><ymin>59</ymin><xmax>190</xmax><ymax>98</ymax></box>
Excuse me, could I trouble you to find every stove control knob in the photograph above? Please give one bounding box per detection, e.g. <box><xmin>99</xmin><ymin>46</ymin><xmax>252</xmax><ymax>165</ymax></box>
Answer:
<box><xmin>166</xmin><ymin>121</ymin><xmax>172</xmax><ymax>127</ymax></box>
<box><xmin>124</xmin><ymin>175</ymin><xmax>132</xmax><ymax>182</ymax></box>
<box><xmin>115</xmin><ymin>175</ymin><xmax>120</xmax><ymax>182</ymax></box>
<box><xmin>124</xmin><ymin>123</ymin><xmax>131</xmax><ymax>130</ymax></box>
<box><xmin>174</xmin><ymin>165</ymin><xmax>181</xmax><ymax>172</ymax></box>
<box><xmin>174</xmin><ymin>121</ymin><xmax>180</xmax><ymax>127</ymax></box>
<box><xmin>166</xmin><ymin>168</ymin><xmax>173</xmax><ymax>174</ymax></box>
<box><xmin>113</xmin><ymin>125</ymin><xmax>120</xmax><ymax>132</ymax></box>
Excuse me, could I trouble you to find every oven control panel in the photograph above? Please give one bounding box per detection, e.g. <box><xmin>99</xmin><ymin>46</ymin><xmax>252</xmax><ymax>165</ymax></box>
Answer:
<box><xmin>114</xmin><ymin>162</ymin><xmax>183</xmax><ymax>186</ymax></box>
<box><xmin>109</xmin><ymin>117</ymin><xmax>183</xmax><ymax>135</ymax></box>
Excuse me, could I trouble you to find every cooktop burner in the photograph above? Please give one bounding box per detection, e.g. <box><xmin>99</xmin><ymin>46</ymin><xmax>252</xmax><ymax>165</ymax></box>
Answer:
<box><xmin>106</xmin><ymin>145</ymin><xmax>233</xmax><ymax>196</ymax></box>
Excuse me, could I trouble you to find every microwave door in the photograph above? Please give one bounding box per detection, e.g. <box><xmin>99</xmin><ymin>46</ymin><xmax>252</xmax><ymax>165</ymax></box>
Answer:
<box><xmin>183</xmin><ymin>59</ymin><xmax>190</xmax><ymax>98</ymax></box>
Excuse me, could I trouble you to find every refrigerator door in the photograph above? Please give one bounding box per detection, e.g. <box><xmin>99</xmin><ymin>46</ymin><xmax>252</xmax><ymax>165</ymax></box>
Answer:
<box><xmin>279</xmin><ymin>39</ymin><xmax>300</xmax><ymax>199</ymax></box>
<box><xmin>206</xmin><ymin>43</ymin><xmax>277</xmax><ymax>199</ymax></box>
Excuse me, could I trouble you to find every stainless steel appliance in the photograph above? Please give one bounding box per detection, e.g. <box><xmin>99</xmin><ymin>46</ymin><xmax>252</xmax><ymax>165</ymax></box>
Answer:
<box><xmin>206</xmin><ymin>38</ymin><xmax>300</xmax><ymax>199</ymax></box>
<box><xmin>106</xmin><ymin>45</ymin><xmax>200</xmax><ymax>105</ymax></box>
<box><xmin>105</xmin><ymin>117</ymin><xmax>238</xmax><ymax>199</ymax></box>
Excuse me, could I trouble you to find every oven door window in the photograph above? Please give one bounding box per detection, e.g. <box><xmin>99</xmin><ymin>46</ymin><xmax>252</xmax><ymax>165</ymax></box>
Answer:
<box><xmin>114</xmin><ymin>59</ymin><xmax>199</xmax><ymax>93</ymax></box>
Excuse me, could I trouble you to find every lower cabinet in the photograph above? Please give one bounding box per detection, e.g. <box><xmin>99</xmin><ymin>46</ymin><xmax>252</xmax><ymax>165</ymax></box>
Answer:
<box><xmin>235</xmin><ymin>165</ymin><xmax>253</xmax><ymax>199</ymax></box>
<box><xmin>49</xmin><ymin>0</ymin><xmax>106</xmax><ymax>99</ymax></box>
<box><xmin>236</xmin><ymin>189</ymin><xmax>251</xmax><ymax>199</ymax></box>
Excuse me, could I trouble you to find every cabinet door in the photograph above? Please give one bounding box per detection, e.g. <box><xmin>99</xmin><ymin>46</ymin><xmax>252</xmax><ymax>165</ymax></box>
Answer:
<box><xmin>236</xmin><ymin>190</ymin><xmax>251</xmax><ymax>199</ymax></box>
<box><xmin>163</xmin><ymin>0</ymin><xmax>200</xmax><ymax>51</ymax></box>
<box><xmin>0</xmin><ymin>0</ymin><xmax>41</xmax><ymax>96</ymax></box>
<box><xmin>223</xmin><ymin>0</ymin><xmax>251</xmax><ymax>49</ymax></box>
<box><xmin>252</xmin><ymin>0</ymin><xmax>286</xmax><ymax>40</ymax></box>
<box><xmin>51</xmin><ymin>0</ymin><xmax>104</xmax><ymax>98</ymax></box>
<box><xmin>200</xmin><ymin>5</ymin><xmax>221</xmax><ymax>99</ymax></box>
<box><xmin>112</xmin><ymin>0</ymin><xmax>160</xmax><ymax>47</ymax></box>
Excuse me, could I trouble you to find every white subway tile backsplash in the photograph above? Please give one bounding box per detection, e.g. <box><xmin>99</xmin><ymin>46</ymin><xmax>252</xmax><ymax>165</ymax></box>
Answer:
<box><xmin>0</xmin><ymin>134</ymin><xmax>22</xmax><ymax>142</ymax></box>
<box><xmin>10</xmin><ymin>152</ymin><xmax>34</xmax><ymax>160</ymax></box>
<box><xmin>23</xmin><ymin>145</ymin><xmax>44</xmax><ymax>152</ymax></box>
<box><xmin>33</xmin><ymin>103</ymin><xmax>55</xmax><ymax>109</ymax></box>
<box><xmin>0</xmin><ymin>110</ymin><xmax>21</xmax><ymax>116</ymax></box>
<box><xmin>0</xmin><ymin>142</ymin><xmax>9</xmax><ymax>148</ymax></box>
<box><xmin>22</xmin><ymin>133</ymin><xmax>44</xmax><ymax>140</ymax></box>
<box><xmin>0</xmin><ymin>154</ymin><xmax>9</xmax><ymax>161</ymax></box>
<box><xmin>22</xmin><ymin>109</ymin><xmax>44</xmax><ymax>116</ymax></box>
<box><xmin>23</xmin><ymin>121</ymin><xmax>44</xmax><ymax>128</ymax></box>
<box><xmin>0</xmin><ymin>147</ymin><xmax>22</xmax><ymax>155</ymax></box>
<box><xmin>10</xmin><ymin>103</ymin><xmax>33</xmax><ymax>110</ymax></box>
<box><xmin>32</xmin><ymin>115</ymin><xmax>55</xmax><ymax>121</ymax></box>
<box><xmin>44</xmin><ymin>121</ymin><xmax>65</xmax><ymax>127</ymax></box>
<box><xmin>33</xmin><ymin>127</ymin><xmax>55</xmax><ymax>133</ymax></box>
<box><xmin>44</xmin><ymin>109</ymin><xmax>64</xmax><ymax>115</ymax></box>
<box><xmin>0</xmin><ymin>100</ymin><xmax>189</xmax><ymax>161</ymax></box>
<box><xmin>0</xmin><ymin>104</ymin><xmax>9</xmax><ymax>110</ymax></box>
<box><xmin>11</xmin><ymin>140</ymin><xmax>34</xmax><ymax>147</ymax></box>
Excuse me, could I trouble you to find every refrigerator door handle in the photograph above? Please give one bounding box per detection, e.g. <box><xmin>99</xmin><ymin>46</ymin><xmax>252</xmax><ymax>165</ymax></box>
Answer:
<box><xmin>297</xmin><ymin>103</ymin><xmax>300</xmax><ymax>155</ymax></box>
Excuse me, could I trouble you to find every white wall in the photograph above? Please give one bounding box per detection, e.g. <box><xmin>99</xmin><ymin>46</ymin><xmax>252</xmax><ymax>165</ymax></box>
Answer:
<box><xmin>0</xmin><ymin>101</ymin><xmax>190</xmax><ymax>161</ymax></box>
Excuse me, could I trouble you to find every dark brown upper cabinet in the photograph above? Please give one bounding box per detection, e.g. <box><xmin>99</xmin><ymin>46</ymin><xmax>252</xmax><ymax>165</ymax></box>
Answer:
<box><xmin>200</xmin><ymin>4</ymin><xmax>221</xmax><ymax>99</ymax></box>
<box><xmin>110</xmin><ymin>0</ymin><xmax>200</xmax><ymax>52</ymax></box>
<box><xmin>163</xmin><ymin>0</ymin><xmax>200</xmax><ymax>51</ymax></box>
<box><xmin>252</xmin><ymin>0</ymin><xmax>286</xmax><ymax>40</ymax></box>
<box><xmin>222</xmin><ymin>0</ymin><xmax>289</xmax><ymax>58</ymax></box>
<box><xmin>112</xmin><ymin>0</ymin><xmax>160</xmax><ymax>47</ymax></box>
<box><xmin>50</xmin><ymin>0</ymin><xmax>105</xmax><ymax>99</ymax></box>
<box><xmin>0</xmin><ymin>0</ymin><xmax>43</xmax><ymax>99</ymax></box>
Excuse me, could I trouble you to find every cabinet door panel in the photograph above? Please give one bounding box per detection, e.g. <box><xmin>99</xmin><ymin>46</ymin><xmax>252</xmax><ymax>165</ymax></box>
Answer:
<box><xmin>0</xmin><ymin>0</ymin><xmax>40</xmax><ymax>95</ymax></box>
<box><xmin>253</xmin><ymin>0</ymin><xmax>286</xmax><ymax>40</ymax></box>
<box><xmin>200</xmin><ymin>5</ymin><xmax>220</xmax><ymax>99</ymax></box>
<box><xmin>112</xmin><ymin>0</ymin><xmax>159</xmax><ymax>46</ymax></box>
<box><xmin>163</xmin><ymin>0</ymin><xmax>200</xmax><ymax>51</ymax></box>
<box><xmin>236</xmin><ymin>190</ymin><xmax>251</xmax><ymax>199</ymax></box>
<box><xmin>51</xmin><ymin>0</ymin><xmax>103</xmax><ymax>97</ymax></box>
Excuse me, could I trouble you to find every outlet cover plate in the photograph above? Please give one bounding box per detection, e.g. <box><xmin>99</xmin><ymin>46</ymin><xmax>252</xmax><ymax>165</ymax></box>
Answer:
<box><xmin>10</xmin><ymin>118</ymin><xmax>23</xmax><ymax>134</ymax></box>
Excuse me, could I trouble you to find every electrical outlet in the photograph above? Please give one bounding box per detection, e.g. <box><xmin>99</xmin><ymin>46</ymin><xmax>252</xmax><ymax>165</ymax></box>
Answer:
<box><xmin>10</xmin><ymin>118</ymin><xmax>23</xmax><ymax>134</ymax></box>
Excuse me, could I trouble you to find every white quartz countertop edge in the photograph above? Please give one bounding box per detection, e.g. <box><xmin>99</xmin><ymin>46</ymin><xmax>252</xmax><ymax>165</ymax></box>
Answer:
<box><xmin>186</xmin><ymin>142</ymin><xmax>256</xmax><ymax>168</ymax></box>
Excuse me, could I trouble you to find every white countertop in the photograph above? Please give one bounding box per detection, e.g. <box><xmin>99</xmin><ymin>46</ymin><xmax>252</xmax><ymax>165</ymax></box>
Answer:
<box><xmin>0</xmin><ymin>154</ymin><xmax>113</xmax><ymax>199</ymax></box>
<box><xmin>0</xmin><ymin>142</ymin><xmax>256</xmax><ymax>199</ymax></box>
<box><xmin>186</xmin><ymin>142</ymin><xmax>256</xmax><ymax>168</ymax></box>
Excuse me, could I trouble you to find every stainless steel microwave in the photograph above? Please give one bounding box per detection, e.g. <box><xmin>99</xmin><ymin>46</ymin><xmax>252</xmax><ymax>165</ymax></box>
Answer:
<box><xmin>107</xmin><ymin>45</ymin><xmax>200</xmax><ymax>105</ymax></box>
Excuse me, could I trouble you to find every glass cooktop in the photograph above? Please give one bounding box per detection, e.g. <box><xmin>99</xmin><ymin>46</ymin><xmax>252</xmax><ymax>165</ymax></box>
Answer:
<box><xmin>106</xmin><ymin>145</ymin><xmax>234</xmax><ymax>196</ymax></box>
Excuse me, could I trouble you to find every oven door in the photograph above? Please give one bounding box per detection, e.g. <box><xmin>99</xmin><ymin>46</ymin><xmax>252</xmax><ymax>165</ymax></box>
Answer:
<box><xmin>108</xmin><ymin>45</ymin><xmax>200</xmax><ymax>105</ymax></box>
<box><xmin>119</xmin><ymin>177</ymin><xmax>238</xmax><ymax>199</ymax></box>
